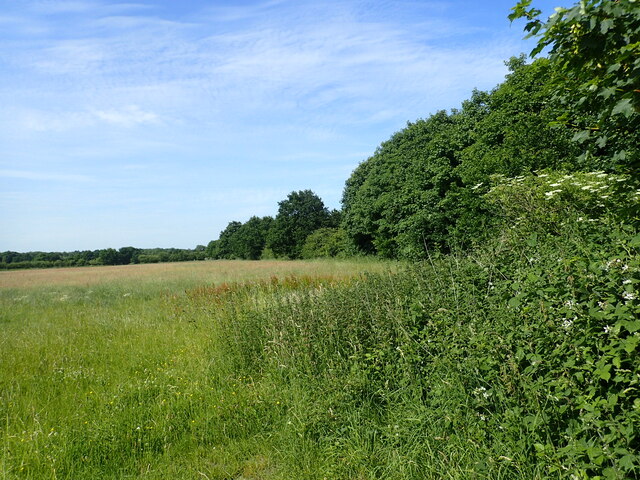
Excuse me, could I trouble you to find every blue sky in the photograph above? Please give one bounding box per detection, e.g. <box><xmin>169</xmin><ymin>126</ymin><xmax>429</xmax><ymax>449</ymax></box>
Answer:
<box><xmin>0</xmin><ymin>0</ymin><xmax>561</xmax><ymax>252</ymax></box>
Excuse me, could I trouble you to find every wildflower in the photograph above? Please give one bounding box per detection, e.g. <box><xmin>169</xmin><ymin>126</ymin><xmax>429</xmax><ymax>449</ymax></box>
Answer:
<box><xmin>562</xmin><ymin>318</ymin><xmax>574</xmax><ymax>329</ymax></box>
<box><xmin>623</xmin><ymin>279</ymin><xmax>632</xmax><ymax>285</ymax></box>
<box><xmin>623</xmin><ymin>292</ymin><xmax>637</xmax><ymax>301</ymax></box>
<box><xmin>549</xmin><ymin>182</ymin><xmax>562</xmax><ymax>187</ymax></box>
<box><xmin>604</xmin><ymin>325</ymin><xmax>612</xmax><ymax>334</ymax></box>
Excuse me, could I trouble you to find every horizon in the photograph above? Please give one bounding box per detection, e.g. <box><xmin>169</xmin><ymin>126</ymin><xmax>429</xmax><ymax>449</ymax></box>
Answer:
<box><xmin>0</xmin><ymin>0</ymin><xmax>561</xmax><ymax>252</ymax></box>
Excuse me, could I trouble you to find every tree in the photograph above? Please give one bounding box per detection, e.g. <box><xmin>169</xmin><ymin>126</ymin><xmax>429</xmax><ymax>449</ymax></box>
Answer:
<box><xmin>510</xmin><ymin>0</ymin><xmax>640</xmax><ymax>170</ymax></box>
<box><xmin>267</xmin><ymin>190</ymin><xmax>332</xmax><ymax>259</ymax></box>
<box><xmin>209</xmin><ymin>221</ymin><xmax>243</xmax><ymax>259</ymax></box>
<box><xmin>341</xmin><ymin>111</ymin><xmax>467</xmax><ymax>258</ymax></box>
<box><xmin>301</xmin><ymin>227</ymin><xmax>347</xmax><ymax>259</ymax></box>
<box><xmin>233</xmin><ymin>216</ymin><xmax>274</xmax><ymax>260</ymax></box>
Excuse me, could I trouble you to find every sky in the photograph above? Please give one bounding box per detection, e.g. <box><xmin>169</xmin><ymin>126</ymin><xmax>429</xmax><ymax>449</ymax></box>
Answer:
<box><xmin>0</xmin><ymin>0</ymin><xmax>562</xmax><ymax>252</ymax></box>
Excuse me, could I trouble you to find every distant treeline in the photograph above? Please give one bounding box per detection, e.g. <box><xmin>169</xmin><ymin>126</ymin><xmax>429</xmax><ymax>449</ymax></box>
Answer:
<box><xmin>0</xmin><ymin>246</ymin><xmax>207</xmax><ymax>270</ymax></box>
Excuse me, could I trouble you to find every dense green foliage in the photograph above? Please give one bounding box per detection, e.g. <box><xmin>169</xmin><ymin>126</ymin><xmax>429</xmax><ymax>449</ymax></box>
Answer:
<box><xmin>341</xmin><ymin>57</ymin><xmax>585</xmax><ymax>259</ymax></box>
<box><xmin>300</xmin><ymin>227</ymin><xmax>348</xmax><ymax>259</ymax></box>
<box><xmin>510</xmin><ymin>0</ymin><xmax>640</xmax><ymax>169</ymax></box>
<box><xmin>267</xmin><ymin>190</ymin><xmax>338</xmax><ymax>259</ymax></box>
<box><xmin>206</xmin><ymin>216</ymin><xmax>274</xmax><ymax>260</ymax></box>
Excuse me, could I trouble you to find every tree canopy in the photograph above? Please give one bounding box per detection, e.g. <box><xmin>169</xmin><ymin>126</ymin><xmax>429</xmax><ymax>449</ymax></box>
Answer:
<box><xmin>510</xmin><ymin>0</ymin><xmax>640</xmax><ymax>170</ymax></box>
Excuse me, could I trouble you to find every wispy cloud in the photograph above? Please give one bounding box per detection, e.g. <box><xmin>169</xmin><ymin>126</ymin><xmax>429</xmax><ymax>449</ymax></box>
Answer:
<box><xmin>94</xmin><ymin>105</ymin><xmax>160</xmax><ymax>127</ymax></box>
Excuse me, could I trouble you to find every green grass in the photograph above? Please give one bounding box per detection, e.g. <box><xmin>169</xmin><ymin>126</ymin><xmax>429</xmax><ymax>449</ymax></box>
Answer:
<box><xmin>0</xmin><ymin>259</ymin><xmax>395</xmax><ymax>479</ymax></box>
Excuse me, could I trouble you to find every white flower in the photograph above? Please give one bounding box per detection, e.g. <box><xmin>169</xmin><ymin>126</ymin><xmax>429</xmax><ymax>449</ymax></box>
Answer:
<box><xmin>623</xmin><ymin>292</ymin><xmax>637</xmax><ymax>301</ymax></box>
<box><xmin>562</xmin><ymin>318</ymin><xmax>574</xmax><ymax>329</ymax></box>
<box><xmin>604</xmin><ymin>325</ymin><xmax>612</xmax><ymax>334</ymax></box>
<box><xmin>549</xmin><ymin>182</ymin><xmax>562</xmax><ymax>187</ymax></box>
<box><xmin>623</xmin><ymin>279</ymin><xmax>632</xmax><ymax>285</ymax></box>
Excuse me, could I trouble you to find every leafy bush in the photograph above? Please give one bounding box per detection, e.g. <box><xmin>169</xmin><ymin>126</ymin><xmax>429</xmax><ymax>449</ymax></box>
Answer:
<box><xmin>301</xmin><ymin>228</ymin><xmax>347</xmax><ymax>259</ymax></box>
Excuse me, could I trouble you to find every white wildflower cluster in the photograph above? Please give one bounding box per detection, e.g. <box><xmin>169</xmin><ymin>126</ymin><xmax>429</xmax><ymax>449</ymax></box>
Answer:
<box><xmin>486</xmin><ymin>171</ymin><xmax>633</xmax><ymax>207</ymax></box>
<box><xmin>605</xmin><ymin>258</ymin><xmax>628</xmax><ymax>271</ymax></box>
<box><xmin>623</xmin><ymin>291</ymin><xmax>637</xmax><ymax>301</ymax></box>
<box><xmin>472</xmin><ymin>386</ymin><xmax>490</xmax><ymax>399</ymax></box>
<box><xmin>562</xmin><ymin>317</ymin><xmax>574</xmax><ymax>329</ymax></box>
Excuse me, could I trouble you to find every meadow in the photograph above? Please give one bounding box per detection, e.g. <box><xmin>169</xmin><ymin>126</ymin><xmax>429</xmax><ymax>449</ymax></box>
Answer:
<box><xmin>0</xmin><ymin>259</ymin><xmax>397</xmax><ymax>479</ymax></box>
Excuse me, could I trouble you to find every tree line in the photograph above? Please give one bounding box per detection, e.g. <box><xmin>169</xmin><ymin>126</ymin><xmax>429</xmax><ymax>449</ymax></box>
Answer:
<box><xmin>0</xmin><ymin>247</ymin><xmax>207</xmax><ymax>270</ymax></box>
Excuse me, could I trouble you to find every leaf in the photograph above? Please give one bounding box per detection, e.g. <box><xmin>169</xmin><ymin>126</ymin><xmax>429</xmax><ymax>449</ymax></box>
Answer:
<box><xmin>612</xmin><ymin>98</ymin><xmax>634</xmax><ymax>118</ymax></box>
<box><xmin>607</xmin><ymin>63</ymin><xmax>621</xmax><ymax>74</ymax></box>
<box><xmin>630</xmin><ymin>235</ymin><xmax>640</xmax><ymax>247</ymax></box>
<box><xmin>572</xmin><ymin>130</ymin><xmax>591</xmax><ymax>143</ymax></box>
<box><xmin>619</xmin><ymin>454</ymin><xmax>636</xmax><ymax>471</ymax></box>
<box><xmin>508</xmin><ymin>295</ymin><xmax>522</xmax><ymax>309</ymax></box>
<box><xmin>598</xmin><ymin>86</ymin><xmax>617</xmax><ymax>99</ymax></box>
<box><xmin>596</xmin><ymin>135</ymin><xmax>608</xmax><ymax>148</ymax></box>
<box><xmin>600</xmin><ymin>18</ymin><xmax>614</xmax><ymax>34</ymax></box>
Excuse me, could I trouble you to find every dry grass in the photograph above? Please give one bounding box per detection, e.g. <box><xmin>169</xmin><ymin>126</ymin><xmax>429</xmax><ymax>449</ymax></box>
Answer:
<box><xmin>0</xmin><ymin>259</ymin><xmax>393</xmax><ymax>289</ymax></box>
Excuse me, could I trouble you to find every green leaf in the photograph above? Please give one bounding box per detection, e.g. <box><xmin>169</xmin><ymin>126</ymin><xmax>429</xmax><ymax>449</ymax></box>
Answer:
<box><xmin>600</xmin><ymin>18</ymin><xmax>613</xmax><ymax>34</ymax></box>
<box><xmin>630</xmin><ymin>235</ymin><xmax>640</xmax><ymax>247</ymax></box>
<box><xmin>612</xmin><ymin>98</ymin><xmax>634</xmax><ymax>117</ymax></box>
<box><xmin>572</xmin><ymin>130</ymin><xmax>591</xmax><ymax>143</ymax></box>
<box><xmin>619</xmin><ymin>454</ymin><xmax>636</xmax><ymax>471</ymax></box>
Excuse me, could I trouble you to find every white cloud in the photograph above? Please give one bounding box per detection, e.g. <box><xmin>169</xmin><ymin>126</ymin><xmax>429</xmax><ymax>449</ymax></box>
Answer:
<box><xmin>93</xmin><ymin>105</ymin><xmax>160</xmax><ymax>127</ymax></box>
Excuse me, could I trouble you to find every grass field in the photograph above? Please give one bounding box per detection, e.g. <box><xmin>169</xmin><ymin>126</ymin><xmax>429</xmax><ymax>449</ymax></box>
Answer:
<box><xmin>0</xmin><ymin>259</ymin><xmax>396</xmax><ymax>479</ymax></box>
